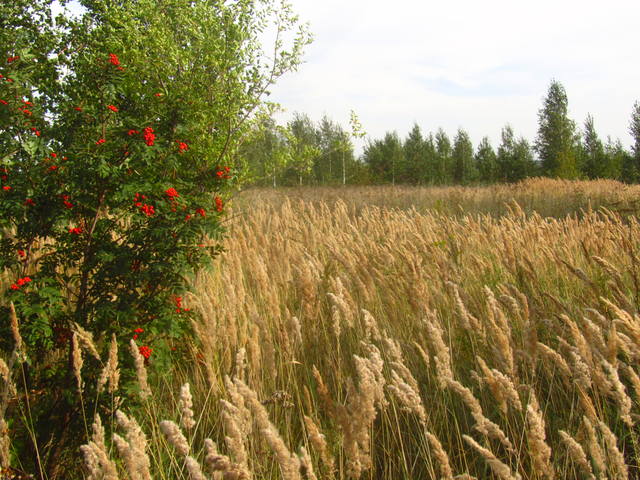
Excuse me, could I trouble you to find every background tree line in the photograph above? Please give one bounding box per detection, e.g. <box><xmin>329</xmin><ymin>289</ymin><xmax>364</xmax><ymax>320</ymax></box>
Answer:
<box><xmin>239</xmin><ymin>80</ymin><xmax>640</xmax><ymax>186</ymax></box>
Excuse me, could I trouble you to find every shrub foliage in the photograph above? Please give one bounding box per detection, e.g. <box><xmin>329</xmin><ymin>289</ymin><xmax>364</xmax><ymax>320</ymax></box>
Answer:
<box><xmin>0</xmin><ymin>0</ymin><xmax>309</xmax><ymax>475</ymax></box>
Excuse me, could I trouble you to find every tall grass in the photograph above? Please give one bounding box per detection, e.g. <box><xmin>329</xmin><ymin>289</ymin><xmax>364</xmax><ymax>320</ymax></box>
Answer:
<box><xmin>234</xmin><ymin>177</ymin><xmax>640</xmax><ymax>218</ymax></box>
<box><xmin>3</xmin><ymin>178</ymin><xmax>640</xmax><ymax>479</ymax></box>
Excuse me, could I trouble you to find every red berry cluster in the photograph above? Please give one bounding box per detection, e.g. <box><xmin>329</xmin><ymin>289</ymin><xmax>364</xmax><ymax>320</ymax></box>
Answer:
<box><xmin>1</xmin><ymin>167</ymin><xmax>9</xmax><ymax>191</ymax></box>
<box><xmin>7</xmin><ymin>56</ymin><xmax>20</xmax><ymax>64</ymax></box>
<box><xmin>143</xmin><ymin>127</ymin><xmax>155</xmax><ymax>146</ymax></box>
<box><xmin>68</xmin><ymin>227</ymin><xmax>83</xmax><ymax>235</ymax></box>
<box><xmin>174</xmin><ymin>296</ymin><xmax>191</xmax><ymax>314</ymax></box>
<box><xmin>165</xmin><ymin>187</ymin><xmax>179</xmax><ymax>199</ymax></box>
<box><xmin>215</xmin><ymin>166</ymin><xmax>231</xmax><ymax>179</ymax></box>
<box><xmin>140</xmin><ymin>204</ymin><xmax>155</xmax><ymax>216</ymax></box>
<box><xmin>177</xmin><ymin>141</ymin><xmax>188</xmax><ymax>153</ymax></box>
<box><xmin>132</xmin><ymin>327</ymin><xmax>144</xmax><ymax>340</ymax></box>
<box><xmin>134</xmin><ymin>193</ymin><xmax>155</xmax><ymax>216</ymax></box>
<box><xmin>133</xmin><ymin>192</ymin><xmax>146</xmax><ymax>204</ymax></box>
<box><xmin>106</xmin><ymin>104</ymin><xmax>119</xmax><ymax>112</ymax></box>
<box><xmin>215</xmin><ymin>196</ymin><xmax>223</xmax><ymax>212</ymax></box>
<box><xmin>108</xmin><ymin>53</ymin><xmax>125</xmax><ymax>71</ymax></box>
<box><xmin>10</xmin><ymin>276</ymin><xmax>31</xmax><ymax>290</ymax></box>
<box><xmin>47</xmin><ymin>152</ymin><xmax>60</xmax><ymax>171</ymax></box>
<box><xmin>165</xmin><ymin>187</ymin><xmax>180</xmax><ymax>212</ymax></box>
<box><xmin>61</xmin><ymin>194</ymin><xmax>74</xmax><ymax>209</ymax></box>
<box><xmin>138</xmin><ymin>345</ymin><xmax>152</xmax><ymax>360</ymax></box>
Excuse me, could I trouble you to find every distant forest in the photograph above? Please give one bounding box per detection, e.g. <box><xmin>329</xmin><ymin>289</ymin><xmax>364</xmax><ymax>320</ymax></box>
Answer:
<box><xmin>239</xmin><ymin>80</ymin><xmax>640</xmax><ymax>187</ymax></box>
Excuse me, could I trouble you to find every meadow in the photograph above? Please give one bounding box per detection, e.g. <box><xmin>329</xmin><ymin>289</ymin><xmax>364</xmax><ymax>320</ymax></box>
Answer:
<box><xmin>6</xmin><ymin>178</ymin><xmax>640</xmax><ymax>479</ymax></box>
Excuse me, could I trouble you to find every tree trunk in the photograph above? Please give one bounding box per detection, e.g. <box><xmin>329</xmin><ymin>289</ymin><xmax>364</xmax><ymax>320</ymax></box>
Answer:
<box><xmin>392</xmin><ymin>157</ymin><xmax>395</xmax><ymax>186</ymax></box>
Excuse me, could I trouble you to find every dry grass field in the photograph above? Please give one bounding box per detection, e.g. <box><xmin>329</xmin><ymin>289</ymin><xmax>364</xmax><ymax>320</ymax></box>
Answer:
<box><xmin>7</xmin><ymin>178</ymin><xmax>640</xmax><ymax>479</ymax></box>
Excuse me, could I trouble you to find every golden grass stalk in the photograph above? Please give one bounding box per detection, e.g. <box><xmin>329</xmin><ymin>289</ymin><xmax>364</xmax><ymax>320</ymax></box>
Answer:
<box><xmin>447</xmin><ymin>282</ymin><xmax>483</xmax><ymax>338</ymax></box>
<box><xmin>72</xmin><ymin>322</ymin><xmax>101</xmax><ymax>361</ymax></box>
<box><xmin>361</xmin><ymin>309</ymin><xmax>382</xmax><ymax>342</ymax></box>
<box><xmin>484</xmin><ymin>288</ymin><xmax>515</xmax><ymax>379</ymax></box>
<box><xmin>567</xmin><ymin>350</ymin><xmax>592</xmax><ymax>391</ymax></box>
<box><xmin>0</xmin><ymin>418</ymin><xmax>10</xmax><ymax>470</ymax></box>
<box><xmin>0</xmin><ymin>356</ymin><xmax>14</xmax><ymax>470</ymax></box>
<box><xmin>557</xmin><ymin>430</ymin><xmax>595</xmax><ymax>480</ymax></box>
<box><xmin>220</xmin><ymin>399</ymin><xmax>249</xmax><ymax>469</ymax></box>
<box><xmin>446</xmin><ymin>378</ymin><xmax>514</xmax><ymax>453</ymax></box>
<box><xmin>185</xmin><ymin>456</ymin><xmax>208</xmax><ymax>480</ymax></box>
<box><xmin>72</xmin><ymin>333</ymin><xmax>84</xmax><ymax>393</ymax></box>
<box><xmin>129</xmin><ymin>339</ymin><xmax>151</xmax><ymax>400</ymax></box>
<box><xmin>80</xmin><ymin>441</ymin><xmax>120</xmax><ymax>480</ymax></box>
<box><xmin>204</xmin><ymin>438</ymin><xmax>251</xmax><ymax>480</ymax></box>
<box><xmin>388</xmin><ymin>369</ymin><xmax>426</xmax><ymax>424</ymax></box>
<box><xmin>424</xmin><ymin>430</ymin><xmax>453</xmax><ymax>480</ymax></box>
<box><xmin>234</xmin><ymin>347</ymin><xmax>247</xmax><ymax>381</ymax></box>
<box><xmin>311</xmin><ymin>366</ymin><xmax>335</xmax><ymax>417</ymax></box>
<box><xmin>114</xmin><ymin>410</ymin><xmax>151</xmax><ymax>480</ymax></box>
<box><xmin>9</xmin><ymin>302</ymin><xmax>23</xmax><ymax>358</ymax></box>
<box><xmin>288</xmin><ymin>316</ymin><xmax>303</xmax><ymax>347</ymax></box>
<box><xmin>536</xmin><ymin>342</ymin><xmax>572</xmax><ymax>386</ymax></box>
<box><xmin>413</xmin><ymin>341</ymin><xmax>431</xmax><ymax>369</ymax></box>
<box><xmin>160</xmin><ymin>420</ymin><xmax>190</xmax><ymax>456</ymax></box>
<box><xmin>333</xmin><ymin>344</ymin><xmax>386</xmax><ymax>479</ymax></box>
<box><xmin>597</xmin><ymin>420</ymin><xmax>629</xmax><ymax>480</ymax></box>
<box><xmin>297</xmin><ymin>446</ymin><xmax>318</xmax><ymax>480</ymax></box>
<box><xmin>234</xmin><ymin>378</ymin><xmax>302</xmax><ymax>480</ymax></box>
<box><xmin>525</xmin><ymin>393</ymin><xmax>554</xmax><ymax>480</ymax></box>
<box><xmin>462</xmin><ymin>435</ymin><xmax>521</xmax><ymax>480</ymax></box>
<box><xmin>91</xmin><ymin>414</ymin><xmax>106</xmax><ymax>452</ymax></box>
<box><xmin>475</xmin><ymin>356</ymin><xmax>522</xmax><ymax>414</ymax></box>
<box><xmin>582</xmin><ymin>416</ymin><xmax>606</xmax><ymax>477</ymax></box>
<box><xmin>0</xmin><ymin>359</ymin><xmax>8</xmax><ymax>385</ymax></box>
<box><xmin>179</xmin><ymin>382</ymin><xmax>196</xmax><ymax>430</ymax></box>
<box><xmin>97</xmin><ymin>334</ymin><xmax>119</xmax><ymax>394</ymax></box>
<box><xmin>80</xmin><ymin>414</ymin><xmax>119</xmax><ymax>480</ymax></box>
<box><xmin>303</xmin><ymin>415</ymin><xmax>334</xmax><ymax>472</ymax></box>
<box><xmin>424</xmin><ymin>316</ymin><xmax>453</xmax><ymax>389</ymax></box>
<box><xmin>622</xmin><ymin>363</ymin><xmax>640</xmax><ymax>402</ymax></box>
<box><xmin>600</xmin><ymin>359</ymin><xmax>633</xmax><ymax>427</ymax></box>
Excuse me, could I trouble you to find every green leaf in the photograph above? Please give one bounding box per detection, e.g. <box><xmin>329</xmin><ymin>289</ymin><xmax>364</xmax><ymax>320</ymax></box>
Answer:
<box><xmin>21</xmin><ymin>138</ymin><xmax>40</xmax><ymax>157</ymax></box>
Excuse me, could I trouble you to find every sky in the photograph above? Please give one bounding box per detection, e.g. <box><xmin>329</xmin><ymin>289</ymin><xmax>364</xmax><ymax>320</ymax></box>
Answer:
<box><xmin>267</xmin><ymin>0</ymin><xmax>640</xmax><ymax>156</ymax></box>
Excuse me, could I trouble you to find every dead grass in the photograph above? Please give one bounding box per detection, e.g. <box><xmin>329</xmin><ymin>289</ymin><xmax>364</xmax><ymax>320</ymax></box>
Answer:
<box><xmin>4</xmin><ymin>179</ymin><xmax>640</xmax><ymax>479</ymax></box>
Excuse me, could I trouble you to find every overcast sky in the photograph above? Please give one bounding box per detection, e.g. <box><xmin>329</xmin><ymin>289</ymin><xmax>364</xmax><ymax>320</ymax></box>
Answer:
<box><xmin>268</xmin><ymin>0</ymin><xmax>640</xmax><ymax>155</ymax></box>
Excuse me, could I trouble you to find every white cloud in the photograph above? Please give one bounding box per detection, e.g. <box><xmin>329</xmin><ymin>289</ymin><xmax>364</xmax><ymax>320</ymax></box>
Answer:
<box><xmin>270</xmin><ymin>0</ymin><xmax>640</xmax><ymax>154</ymax></box>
